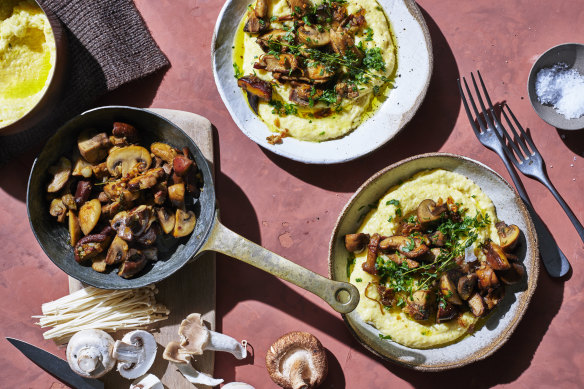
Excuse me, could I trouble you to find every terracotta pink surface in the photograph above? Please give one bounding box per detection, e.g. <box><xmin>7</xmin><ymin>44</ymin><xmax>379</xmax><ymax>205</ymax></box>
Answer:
<box><xmin>1</xmin><ymin>0</ymin><xmax>584</xmax><ymax>388</ymax></box>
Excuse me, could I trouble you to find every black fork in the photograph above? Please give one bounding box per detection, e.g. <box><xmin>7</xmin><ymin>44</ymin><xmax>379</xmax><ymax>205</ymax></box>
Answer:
<box><xmin>458</xmin><ymin>71</ymin><xmax>571</xmax><ymax>277</ymax></box>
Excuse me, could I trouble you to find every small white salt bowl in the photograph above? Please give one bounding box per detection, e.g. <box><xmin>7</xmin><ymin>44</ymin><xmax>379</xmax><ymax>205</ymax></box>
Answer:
<box><xmin>527</xmin><ymin>43</ymin><xmax>584</xmax><ymax>130</ymax></box>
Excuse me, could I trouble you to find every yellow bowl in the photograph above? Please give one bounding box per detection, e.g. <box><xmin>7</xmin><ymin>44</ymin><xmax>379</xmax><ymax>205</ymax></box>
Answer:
<box><xmin>0</xmin><ymin>0</ymin><xmax>67</xmax><ymax>136</ymax></box>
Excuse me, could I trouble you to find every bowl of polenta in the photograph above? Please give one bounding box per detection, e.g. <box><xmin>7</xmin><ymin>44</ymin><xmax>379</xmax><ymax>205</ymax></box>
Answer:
<box><xmin>0</xmin><ymin>0</ymin><xmax>67</xmax><ymax>135</ymax></box>
<box><xmin>329</xmin><ymin>153</ymin><xmax>539</xmax><ymax>370</ymax></box>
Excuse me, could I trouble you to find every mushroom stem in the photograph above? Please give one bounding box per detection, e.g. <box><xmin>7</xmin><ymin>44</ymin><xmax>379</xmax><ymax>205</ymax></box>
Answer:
<box><xmin>112</xmin><ymin>340</ymin><xmax>142</xmax><ymax>363</ymax></box>
<box><xmin>176</xmin><ymin>362</ymin><xmax>224</xmax><ymax>386</ymax></box>
<box><xmin>76</xmin><ymin>347</ymin><xmax>103</xmax><ymax>375</ymax></box>
<box><xmin>206</xmin><ymin>332</ymin><xmax>247</xmax><ymax>360</ymax></box>
<box><xmin>289</xmin><ymin>358</ymin><xmax>309</xmax><ymax>389</ymax></box>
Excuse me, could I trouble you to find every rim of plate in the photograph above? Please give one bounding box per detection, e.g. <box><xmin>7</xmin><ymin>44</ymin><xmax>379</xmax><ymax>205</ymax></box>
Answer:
<box><xmin>211</xmin><ymin>0</ymin><xmax>433</xmax><ymax>164</ymax></box>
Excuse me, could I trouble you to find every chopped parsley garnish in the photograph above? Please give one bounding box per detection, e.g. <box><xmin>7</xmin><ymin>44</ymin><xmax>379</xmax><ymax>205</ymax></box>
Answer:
<box><xmin>269</xmin><ymin>100</ymin><xmax>298</xmax><ymax>116</ymax></box>
<box><xmin>346</xmin><ymin>253</ymin><xmax>356</xmax><ymax>278</ymax></box>
<box><xmin>355</xmin><ymin>278</ymin><xmax>362</xmax><ymax>282</ymax></box>
<box><xmin>233</xmin><ymin>63</ymin><xmax>243</xmax><ymax>79</ymax></box>
<box><xmin>363</xmin><ymin>27</ymin><xmax>374</xmax><ymax>41</ymax></box>
<box><xmin>379</xmin><ymin>333</ymin><xmax>392</xmax><ymax>340</ymax></box>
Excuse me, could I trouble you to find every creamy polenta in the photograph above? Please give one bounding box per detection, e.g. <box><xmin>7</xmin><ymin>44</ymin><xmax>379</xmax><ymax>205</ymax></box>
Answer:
<box><xmin>349</xmin><ymin>169</ymin><xmax>503</xmax><ymax>349</ymax></box>
<box><xmin>234</xmin><ymin>0</ymin><xmax>396</xmax><ymax>141</ymax></box>
<box><xmin>0</xmin><ymin>0</ymin><xmax>56</xmax><ymax>127</ymax></box>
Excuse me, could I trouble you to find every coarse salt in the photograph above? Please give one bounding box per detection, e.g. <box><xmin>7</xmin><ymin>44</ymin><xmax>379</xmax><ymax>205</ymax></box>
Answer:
<box><xmin>535</xmin><ymin>63</ymin><xmax>584</xmax><ymax>119</ymax></box>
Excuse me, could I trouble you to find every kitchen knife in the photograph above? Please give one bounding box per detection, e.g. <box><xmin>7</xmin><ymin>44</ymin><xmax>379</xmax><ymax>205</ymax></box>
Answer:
<box><xmin>6</xmin><ymin>337</ymin><xmax>104</xmax><ymax>389</ymax></box>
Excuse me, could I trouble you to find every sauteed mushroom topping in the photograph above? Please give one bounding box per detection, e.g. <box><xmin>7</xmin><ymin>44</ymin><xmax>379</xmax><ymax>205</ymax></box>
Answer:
<box><xmin>346</xmin><ymin>197</ymin><xmax>525</xmax><ymax>325</ymax></box>
<box><xmin>46</xmin><ymin>121</ymin><xmax>203</xmax><ymax>278</ymax></box>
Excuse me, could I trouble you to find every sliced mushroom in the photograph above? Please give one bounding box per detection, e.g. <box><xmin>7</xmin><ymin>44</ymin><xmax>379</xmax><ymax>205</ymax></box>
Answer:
<box><xmin>287</xmin><ymin>0</ymin><xmax>310</xmax><ymax>17</ymax></box>
<box><xmin>428</xmin><ymin>230</ymin><xmax>445</xmax><ymax>247</ymax></box>
<box><xmin>305</xmin><ymin>61</ymin><xmax>335</xmax><ymax>83</ymax></box>
<box><xmin>416</xmin><ymin>199</ymin><xmax>447</xmax><ymax>227</ymax></box>
<box><xmin>483</xmin><ymin>287</ymin><xmax>505</xmax><ymax>310</ymax></box>
<box><xmin>61</xmin><ymin>194</ymin><xmax>77</xmax><ymax>210</ymax></box>
<box><xmin>66</xmin><ymin>329</ymin><xmax>116</xmax><ymax>378</ymax></box>
<box><xmin>118</xmin><ymin>249</ymin><xmax>148</xmax><ymax>278</ymax></box>
<box><xmin>243</xmin><ymin>0</ymin><xmax>269</xmax><ymax>34</ymax></box>
<box><xmin>436</xmin><ymin>301</ymin><xmax>458</xmax><ymax>323</ymax></box>
<box><xmin>476</xmin><ymin>265</ymin><xmax>499</xmax><ymax>291</ymax></box>
<box><xmin>78</xmin><ymin>130</ymin><xmax>111</xmax><ymax>163</ymax></box>
<box><xmin>74</xmin><ymin>229</ymin><xmax>114</xmax><ymax>263</ymax></box>
<box><xmin>237</xmin><ymin>75</ymin><xmax>272</xmax><ymax>101</ymax></box>
<box><xmin>467</xmin><ymin>292</ymin><xmax>486</xmax><ymax>317</ymax></box>
<box><xmin>496</xmin><ymin>221</ymin><xmax>520</xmax><ymax>251</ymax></box>
<box><xmin>297</xmin><ymin>25</ymin><xmax>330</xmax><ymax>47</ymax></box>
<box><xmin>168</xmin><ymin>183</ymin><xmax>186</xmax><ymax>209</ymax></box>
<box><xmin>151</xmin><ymin>142</ymin><xmax>179</xmax><ymax>164</ymax></box>
<box><xmin>404</xmin><ymin>290</ymin><xmax>434</xmax><ymax>321</ymax></box>
<box><xmin>379</xmin><ymin>236</ymin><xmax>429</xmax><ymax>259</ymax></box>
<box><xmin>362</xmin><ymin>233</ymin><xmax>381</xmax><ymax>275</ymax></box>
<box><xmin>439</xmin><ymin>273</ymin><xmax>463</xmax><ymax>305</ymax></box>
<box><xmin>174</xmin><ymin>209</ymin><xmax>196</xmax><ymax>238</ymax></box>
<box><xmin>79</xmin><ymin>199</ymin><xmax>102</xmax><ymax>235</ymax></box>
<box><xmin>499</xmin><ymin>262</ymin><xmax>525</xmax><ymax>285</ymax></box>
<box><xmin>265</xmin><ymin>331</ymin><xmax>327</xmax><ymax>389</ymax></box>
<box><xmin>482</xmin><ymin>241</ymin><xmax>511</xmax><ymax>271</ymax></box>
<box><xmin>156</xmin><ymin>207</ymin><xmax>176</xmax><ymax>235</ymax></box>
<box><xmin>255</xmin><ymin>54</ymin><xmax>300</xmax><ymax>74</ymax></box>
<box><xmin>112</xmin><ymin>122</ymin><xmax>139</xmax><ymax>143</ymax></box>
<box><xmin>106</xmin><ymin>145</ymin><xmax>152</xmax><ymax>178</ymax></box>
<box><xmin>49</xmin><ymin>198</ymin><xmax>67</xmax><ymax>223</ymax></box>
<box><xmin>387</xmin><ymin>253</ymin><xmax>419</xmax><ymax>269</ymax></box>
<box><xmin>257</xmin><ymin>29</ymin><xmax>289</xmax><ymax>51</ymax></box>
<box><xmin>47</xmin><ymin>157</ymin><xmax>71</xmax><ymax>193</ymax></box>
<box><xmin>105</xmin><ymin>235</ymin><xmax>129</xmax><ymax>265</ymax></box>
<box><xmin>91</xmin><ymin>254</ymin><xmax>107</xmax><ymax>273</ymax></box>
<box><xmin>344</xmin><ymin>233</ymin><xmax>370</xmax><ymax>253</ymax></box>
<box><xmin>135</xmin><ymin>226</ymin><xmax>158</xmax><ymax>247</ymax></box>
<box><xmin>289</xmin><ymin>83</ymin><xmax>322</xmax><ymax>106</ymax></box>
<box><xmin>112</xmin><ymin>330</ymin><xmax>157</xmax><ymax>379</ymax></box>
<box><xmin>329</xmin><ymin>29</ymin><xmax>362</xmax><ymax>60</ymax></box>
<box><xmin>457</xmin><ymin>273</ymin><xmax>478</xmax><ymax>301</ymax></box>
<box><xmin>111</xmin><ymin>205</ymin><xmax>155</xmax><ymax>241</ymax></box>
<box><xmin>72</xmin><ymin>154</ymin><xmax>94</xmax><ymax>178</ymax></box>
<box><xmin>69</xmin><ymin>211</ymin><xmax>82</xmax><ymax>246</ymax></box>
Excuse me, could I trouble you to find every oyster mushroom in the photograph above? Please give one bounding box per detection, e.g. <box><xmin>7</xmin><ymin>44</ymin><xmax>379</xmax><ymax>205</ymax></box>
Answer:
<box><xmin>173</xmin><ymin>209</ymin><xmax>196</xmax><ymax>238</ymax></box>
<box><xmin>47</xmin><ymin>157</ymin><xmax>71</xmax><ymax>193</ymax></box>
<box><xmin>416</xmin><ymin>199</ymin><xmax>447</xmax><ymax>227</ymax></box>
<box><xmin>163</xmin><ymin>313</ymin><xmax>248</xmax><ymax>386</ymax></box>
<box><xmin>66</xmin><ymin>329</ymin><xmax>116</xmax><ymax>379</ymax></box>
<box><xmin>237</xmin><ymin>75</ymin><xmax>272</xmax><ymax>101</ymax></box>
<box><xmin>329</xmin><ymin>29</ymin><xmax>362</xmax><ymax>60</ymax></box>
<box><xmin>106</xmin><ymin>145</ymin><xmax>152</xmax><ymax>178</ymax></box>
<box><xmin>78</xmin><ymin>130</ymin><xmax>111</xmax><ymax>163</ymax></box>
<box><xmin>112</xmin><ymin>330</ymin><xmax>157</xmax><ymax>379</ymax></box>
<box><xmin>266</xmin><ymin>331</ymin><xmax>327</xmax><ymax>389</ymax></box>
<box><xmin>496</xmin><ymin>221</ymin><xmax>520</xmax><ymax>251</ymax></box>
<box><xmin>298</xmin><ymin>25</ymin><xmax>330</xmax><ymax>47</ymax></box>
<box><xmin>362</xmin><ymin>233</ymin><xmax>381</xmax><ymax>275</ymax></box>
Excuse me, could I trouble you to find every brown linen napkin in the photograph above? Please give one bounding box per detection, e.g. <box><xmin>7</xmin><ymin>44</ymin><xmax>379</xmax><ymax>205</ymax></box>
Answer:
<box><xmin>0</xmin><ymin>0</ymin><xmax>169</xmax><ymax>163</ymax></box>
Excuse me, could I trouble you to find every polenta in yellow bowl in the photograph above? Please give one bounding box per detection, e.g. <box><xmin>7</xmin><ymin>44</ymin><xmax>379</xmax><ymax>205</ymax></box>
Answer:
<box><xmin>0</xmin><ymin>0</ymin><xmax>59</xmax><ymax>132</ymax></box>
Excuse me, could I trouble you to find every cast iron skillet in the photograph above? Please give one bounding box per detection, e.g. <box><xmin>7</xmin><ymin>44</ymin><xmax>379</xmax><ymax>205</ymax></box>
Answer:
<box><xmin>27</xmin><ymin>106</ymin><xmax>358</xmax><ymax>314</ymax></box>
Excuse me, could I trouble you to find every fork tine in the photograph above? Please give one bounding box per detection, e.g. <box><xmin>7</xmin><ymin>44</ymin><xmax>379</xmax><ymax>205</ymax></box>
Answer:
<box><xmin>457</xmin><ymin>79</ymin><xmax>483</xmax><ymax>139</ymax></box>
<box><xmin>500</xmin><ymin>105</ymin><xmax>532</xmax><ymax>158</ymax></box>
<box><xmin>469</xmin><ymin>73</ymin><xmax>497</xmax><ymax>133</ymax></box>
<box><xmin>503</xmin><ymin>103</ymin><xmax>540</xmax><ymax>154</ymax></box>
<box><xmin>462</xmin><ymin>77</ymin><xmax>488</xmax><ymax>133</ymax></box>
<box><xmin>474</xmin><ymin>71</ymin><xmax>510</xmax><ymax>145</ymax></box>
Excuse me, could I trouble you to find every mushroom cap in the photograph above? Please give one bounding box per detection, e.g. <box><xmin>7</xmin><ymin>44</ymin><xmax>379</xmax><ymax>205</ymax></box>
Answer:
<box><xmin>162</xmin><ymin>341</ymin><xmax>192</xmax><ymax>364</ymax></box>
<box><xmin>66</xmin><ymin>329</ymin><xmax>116</xmax><ymax>379</ymax></box>
<box><xmin>265</xmin><ymin>332</ymin><xmax>328</xmax><ymax>389</ymax></box>
<box><xmin>114</xmin><ymin>330</ymin><xmax>157</xmax><ymax>379</ymax></box>
<box><xmin>178</xmin><ymin>313</ymin><xmax>210</xmax><ymax>355</ymax></box>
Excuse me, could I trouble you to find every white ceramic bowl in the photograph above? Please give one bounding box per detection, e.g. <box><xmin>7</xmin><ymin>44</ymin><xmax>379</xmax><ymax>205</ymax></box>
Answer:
<box><xmin>329</xmin><ymin>153</ymin><xmax>539</xmax><ymax>370</ymax></box>
<box><xmin>212</xmin><ymin>0</ymin><xmax>433</xmax><ymax>164</ymax></box>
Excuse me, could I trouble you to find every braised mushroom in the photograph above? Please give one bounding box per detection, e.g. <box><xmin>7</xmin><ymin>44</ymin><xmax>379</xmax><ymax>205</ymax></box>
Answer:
<box><xmin>105</xmin><ymin>235</ymin><xmax>129</xmax><ymax>265</ymax></box>
<box><xmin>111</xmin><ymin>205</ymin><xmax>155</xmax><ymax>241</ymax></box>
<box><xmin>157</xmin><ymin>207</ymin><xmax>176</xmax><ymax>235</ymax></box>
<box><xmin>72</xmin><ymin>154</ymin><xmax>94</xmax><ymax>178</ymax></box>
<box><xmin>329</xmin><ymin>29</ymin><xmax>362</xmax><ymax>60</ymax></box>
<box><xmin>379</xmin><ymin>236</ymin><xmax>429</xmax><ymax>259</ymax></box>
<box><xmin>404</xmin><ymin>290</ymin><xmax>434</xmax><ymax>321</ymax></box>
<box><xmin>243</xmin><ymin>0</ymin><xmax>268</xmax><ymax>33</ymax></box>
<box><xmin>127</xmin><ymin>168</ymin><xmax>165</xmax><ymax>191</ymax></box>
<box><xmin>106</xmin><ymin>145</ymin><xmax>152</xmax><ymax>178</ymax></box>
<box><xmin>118</xmin><ymin>249</ymin><xmax>148</xmax><ymax>278</ymax></box>
<box><xmin>174</xmin><ymin>209</ymin><xmax>196</xmax><ymax>238</ymax></box>
<box><xmin>344</xmin><ymin>233</ymin><xmax>370</xmax><ymax>253</ymax></box>
<box><xmin>457</xmin><ymin>273</ymin><xmax>478</xmax><ymax>301</ymax></box>
<box><xmin>78</xmin><ymin>130</ymin><xmax>111</xmax><ymax>163</ymax></box>
<box><xmin>237</xmin><ymin>75</ymin><xmax>272</xmax><ymax>101</ymax></box>
<box><xmin>482</xmin><ymin>241</ymin><xmax>511</xmax><ymax>271</ymax></box>
<box><xmin>47</xmin><ymin>157</ymin><xmax>71</xmax><ymax>193</ymax></box>
<box><xmin>297</xmin><ymin>25</ymin><xmax>330</xmax><ymax>47</ymax></box>
<box><xmin>476</xmin><ymin>265</ymin><xmax>499</xmax><ymax>291</ymax></box>
<box><xmin>439</xmin><ymin>273</ymin><xmax>463</xmax><ymax>305</ymax></box>
<box><xmin>362</xmin><ymin>233</ymin><xmax>381</xmax><ymax>275</ymax></box>
<box><xmin>467</xmin><ymin>292</ymin><xmax>486</xmax><ymax>317</ymax></box>
<box><xmin>416</xmin><ymin>199</ymin><xmax>447</xmax><ymax>227</ymax></box>
<box><xmin>257</xmin><ymin>29</ymin><xmax>289</xmax><ymax>51</ymax></box>
<box><xmin>151</xmin><ymin>142</ymin><xmax>179</xmax><ymax>164</ymax></box>
<box><xmin>287</xmin><ymin>0</ymin><xmax>310</xmax><ymax>17</ymax></box>
<box><xmin>496</xmin><ymin>221</ymin><xmax>520</xmax><ymax>251</ymax></box>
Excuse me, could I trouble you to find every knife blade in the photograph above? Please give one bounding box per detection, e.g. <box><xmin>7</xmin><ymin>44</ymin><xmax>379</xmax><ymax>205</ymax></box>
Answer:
<box><xmin>6</xmin><ymin>337</ymin><xmax>104</xmax><ymax>389</ymax></box>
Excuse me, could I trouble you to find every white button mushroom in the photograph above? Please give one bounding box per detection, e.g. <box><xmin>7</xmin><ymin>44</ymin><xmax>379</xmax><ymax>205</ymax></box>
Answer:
<box><xmin>265</xmin><ymin>332</ymin><xmax>328</xmax><ymax>389</ymax></box>
<box><xmin>112</xmin><ymin>330</ymin><xmax>158</xmax><ymax>379</ymax></box>
<box><xmin>66</xmin><ymin>329</ymin><xmax>116</xmax><ymax>378</ymax></box>
<box><xmin>222</xmin><ymin>383</ymin><xmax>256</xmax><ymax>389</ymax></box>
<box><xmin>130</xmin><ymin>373</ymin><xmax>163</xmax><ymax>389</ymax></box>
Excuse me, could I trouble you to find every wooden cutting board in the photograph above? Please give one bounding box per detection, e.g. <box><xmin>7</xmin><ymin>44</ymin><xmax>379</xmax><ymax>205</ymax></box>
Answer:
<box><xmin>69</xmin><ymin>108</ymin><xmax>216</xmax><ymax>389</ymax></box>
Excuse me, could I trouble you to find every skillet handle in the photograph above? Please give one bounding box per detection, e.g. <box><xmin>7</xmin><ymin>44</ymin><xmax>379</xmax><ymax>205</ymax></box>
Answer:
<box><xmin>200</xmin><ymin>217</ymin><xmax>360</xmax><ymax>314</ymax></box>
